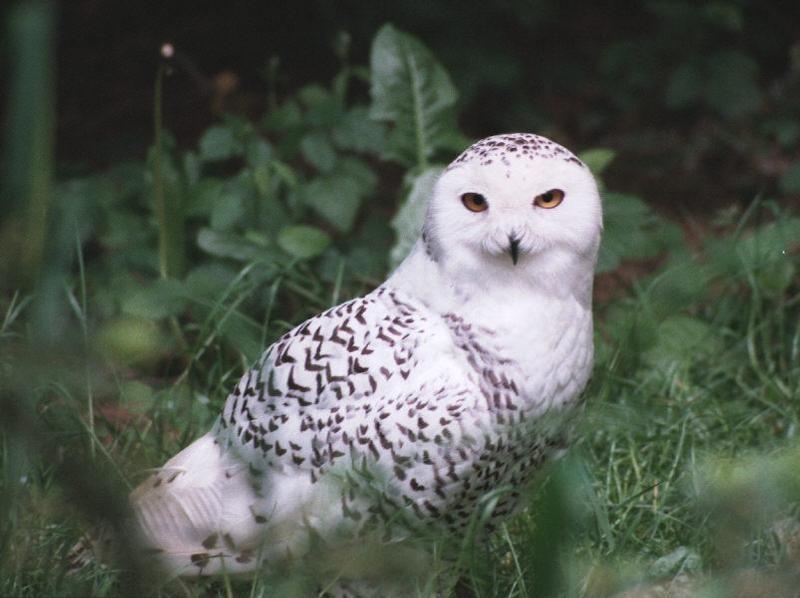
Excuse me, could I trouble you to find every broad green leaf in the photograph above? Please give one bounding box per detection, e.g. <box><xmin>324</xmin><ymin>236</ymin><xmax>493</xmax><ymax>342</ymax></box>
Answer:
<box><xmin>262</xmin><ymin>99</ymin><xmax>303</xmax><ymax>131</ymax></box>
<box><xmin>337</xmin><ymin>157</ymin><xmax>378</xmax><ymax>195</ymax></box>
<box><xmin>643</xmin><ymin>257</ymin><xmax>712</xmax><ymax>318</ymax></box>
<box><xmin>301</xmin><ymin>132</ymin><xmax>337</xmax><ymax>173</ymax></box>
<box><xmin>277</xmin><ymin>225</ymin><xmax>331</xmax><ymax>259</ymax></box>
<box><xmin>578</xmin><ymin>148</ymin><xmax>617</xmax><ymax>177</ymax></box>
<box><xmin>210</xmin><ymin>189</ymin><xmax>246</xmax><ymax>230</ymax></box>
<box><xmin>197</xmin><ymin>227</ymin><xmax>272</xmax><ymax>262</ymax></box>
<box><xmin>332</xmin><ymin>106</ymin><xmax>387</xmax><ymax>153</ymax></box>
<box><xmin>707</xmin><ymin>217</ymin><xmax>800</xmax><ymax>274</ymax></box>
<box><xmin>644</xmin><ymin>316</ymin><xmax>721</xmax><ymax>369</ymax></box>
<box><xmin>245</xmin><ymin>138</ymin><xmax>272</xmax><ymax>168</ymax></box>
<box><xmin>119</xmin><ymin>380</ymin><xmax>156</xmax><ymax>414</ymax></box>
<box><xmin>184</xmin><ymin>263</ymin><xmax>238</xmax><ymax>299</ymax></box>
<box><xmin>299</xmin><ymin>84</ymin><xmax>342</xmax><ymax>127</ymax></box>
<box><xmin>186</xmin><ymin>179</ymin><xmax>223</xmax><ymax>218</ymax></box>
<box><xmin>270</xmin><ymin>160</ymin><xmax>298</xmax><ymax>189</ymax></box>
<box><xmin>121</xmin><ymin>278</ymin><xmax>188</xmax><ymax>320</ymax></box>
<box><xmin>389</xmin><ymin>166</ymin><xmax>444</xmax><ymax>267</ymax></box>
<box><xmin>705</xmin><ymin>50</ymin><xmax>762</xmax><ymax>118</ymax></box>
<box><xmin>97</xmin><ymin>316</ymin><xmax>167</xmax><ymax>366</ymax></box>
<box><xmin>199</xmin><ymin>125</ymin><xmax>239</xmax><ymax>161</ymax></box>
<box><xmin>597</xmin><ymin>192</ymin><xmax>683</xmax><ymax>273</ymax></box>
<box><xmin>303</xmin><ymin>176</ymin><xmax>363</xmax><ymax>233</ymax></box>
<box><xmin>369</xmin><ymin>24</ymin><xmax>459</xmax><ymax>168</ymax></box>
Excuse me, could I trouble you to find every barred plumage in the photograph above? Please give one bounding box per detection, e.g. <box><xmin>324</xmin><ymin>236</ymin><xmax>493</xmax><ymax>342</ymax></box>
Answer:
<box><xmin>70</xmin><ymin>133</ymin><xmax>603</xmax><ymax>594</ymax></box>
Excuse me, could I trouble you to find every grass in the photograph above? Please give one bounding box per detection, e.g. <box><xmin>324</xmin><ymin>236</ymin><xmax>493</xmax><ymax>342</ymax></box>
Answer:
<box><xmin>1</xmin><ymin>9</ymin><xmax>799</xmax><ymax>597</ymax></box>
<box><xmin>1</xmin><ymin>201</ymin><xmax>798</xmax><ymax>598</ymax></box>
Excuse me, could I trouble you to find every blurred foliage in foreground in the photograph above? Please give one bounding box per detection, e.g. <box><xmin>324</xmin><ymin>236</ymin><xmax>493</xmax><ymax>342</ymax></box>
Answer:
<box><xmin>1</xmin><ymin>4</ymin><xmax>800</xmax><ymax>597</ymax></box>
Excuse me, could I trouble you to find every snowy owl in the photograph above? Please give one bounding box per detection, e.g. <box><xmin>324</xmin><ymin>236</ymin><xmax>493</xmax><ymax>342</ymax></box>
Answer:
<box><xmin>70</xmin><ymin>133</ymin><xmax>602</xmax><ymax>592</ymax></box>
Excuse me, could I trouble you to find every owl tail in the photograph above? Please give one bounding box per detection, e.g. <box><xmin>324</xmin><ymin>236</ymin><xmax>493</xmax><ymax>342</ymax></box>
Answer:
<box><xmin>67</xmin><ymin>431</ymin><xmax>267</xmax><ymax>579</ymax></box>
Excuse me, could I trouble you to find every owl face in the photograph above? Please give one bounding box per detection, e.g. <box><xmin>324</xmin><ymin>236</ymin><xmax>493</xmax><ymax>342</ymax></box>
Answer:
<box><xmin>424</xmin><ymin>134</ymin><xmax>603</xmax><ymax>287</ymax></box>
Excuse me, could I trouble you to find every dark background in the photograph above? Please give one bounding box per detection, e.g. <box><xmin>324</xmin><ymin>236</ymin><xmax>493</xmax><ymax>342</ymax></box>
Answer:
<box><xmin>10</xmin><ymin>0</ymin><xmax>800</xmax><ymax>210</ymax></box>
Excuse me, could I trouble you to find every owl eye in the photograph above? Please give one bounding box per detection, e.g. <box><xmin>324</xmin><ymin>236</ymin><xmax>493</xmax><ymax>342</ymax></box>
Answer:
<box><xmin>534</xmin><ymin>189</ymin><xmax>565</xmax><ymax>209</ymax></box>
<box><xmin>461</xmin><ymin>192</ymin><xmax>488</xmax><ymax>213</ymax></box>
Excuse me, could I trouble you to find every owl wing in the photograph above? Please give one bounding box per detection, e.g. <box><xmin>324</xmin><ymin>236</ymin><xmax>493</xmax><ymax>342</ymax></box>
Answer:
<box><xmin>215</xmin><ymin>285</ymin><xmax>483</xmax><ymax>475</ymax></box>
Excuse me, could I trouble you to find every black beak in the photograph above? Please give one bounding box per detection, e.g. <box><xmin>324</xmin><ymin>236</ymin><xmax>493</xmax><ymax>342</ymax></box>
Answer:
<box><xmin>508</xmin><ymin>237</ymin><xmax>520</xmax><ymax>265</ymax></box>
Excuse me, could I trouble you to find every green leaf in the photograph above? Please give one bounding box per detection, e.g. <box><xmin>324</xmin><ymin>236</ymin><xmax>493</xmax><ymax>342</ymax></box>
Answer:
<box><xmin>301</xmin><ymin>132</ymin><xmax>337</xmax><ymax>173</ymax></box>
<box><xmin>199</xmin><ymin>125</ymin><xmax>239</xmax><ymax>161</ymax></box>
<box><xmin>389</xmin><ymin>166</ymin><xmax>444</xmax><ymax>267</ymax></box>
<box><xmin>299</xmin><ymin>84</ymin><xmax>342</xmax><ymax>127</ymax></box>
<box><xmin>277</xmin><ymin>225</ymin><xmax>331</xmax><ymax>259</ymax></box>
<box><xmin>706</xmin><ymin>217</ymin><xmax>800</xmax><ymax>294</ymax></box>
<box><xmin>197</xmin><ymin>227</ymin><xmax>273</xmax><ymax>262</ymax></box>
<box><xmin>578</xmin><ymin>148</ymin><xmax>617</xmax><ymax>177</ymax></box>
<box><xmin>185</xmin><ymin>179</ymin><xmax>223</xmax><ymax>218</ymax></box>
<box><xmin>705</xmin><ymin>50</ymin><xmax>762</xmax><ymax>118</ymax></box>
<box><xmin>597</xmin><ymin>192</ymin><xmax>683</xmax><ymax>273</ymax></box>
<box><xmin>210</xmin><ymin>188</ymin><xmax>246</xmax><ymax>230</ymax></box>
<box><xmin>184</xmin><ymin>263</ymin><xmax>238</xmax><ymax>299</ymax></box>
<box><xmin>97</xmin><ymin>317</ymin><xmax>167</xmax><ymax>366</ymax></box>
<box><xmin>337</xmin><ymin>157</ymin><xmax>378</xmax><ymax>195</ymax></box>
<box><xmin>121</xmin><ymin>278</ymin><xmax>188</xmax><ymax>320</ymax></box>
<box><xmin>644</xmin><ymin>316</ymin><xmax>721</xmax><ymax>369</ymax></box>
<box><xmin>369</xmin><ymin>24</ymin><xmax>459</xmax><ymax>168</ymax></box>
<box><xmin>245</xmin><ymin>138</ymin><xmax>272</xmax><ymax>168</ymax></box>
<box><xmin>644</xmin><ymin>257</ymin><xmax>712</xmax><ymax>318</ymax></box>
<box><xmin>332</xmin><ymin>106</ymin><xmax>387</xmax><ymax>154</ymax></box>
<box><xmin>262</xmin><ymin>100</ymin><xmax>303</xmax><ymax>131</ymax></box>
<box><xmin>270</xmin><ymin>160</ymin><xmax>298</xmax><ymax>189</ymax></box>
<box><xmin>119</xmin><ymin>380</ymin><xmax>156</xmax><ymax>414</ymax></box>
<box><xmin>303</xmin><ymin>176</ymin><xmax>363</xmax><ymax>233</ymax></box>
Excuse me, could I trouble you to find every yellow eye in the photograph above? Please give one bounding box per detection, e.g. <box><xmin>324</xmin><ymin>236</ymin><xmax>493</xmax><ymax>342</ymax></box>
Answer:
<box><xmin>461</xmin><ymin>192</ymin><xmax>488</xmax><ymax>213</ymax></box>
<box><xmin>534</xmin><ymin>189</ymin><xmax>565</xmax><ymax>209</ymax></box>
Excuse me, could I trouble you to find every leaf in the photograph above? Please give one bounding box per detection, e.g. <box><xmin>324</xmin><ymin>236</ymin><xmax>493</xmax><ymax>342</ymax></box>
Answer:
<box><xmin>197</xmin><ymin>227</ymin><xmax>273</xmax><ymax>263</ymax></box>
<box><xmin>301</xmin><ymin>132</ymin><xmax>337</xmax><ymax>173</ymax></box>
<box><xmin>121</xmin><ymin>278</ymin><xmax>188</xmax><ymax>320</ymax></box>
<box><xmin>706</xmin><ymin>217</ymin><xmax>800</xmax><ymax>294</ymax></box>
<box><xmin>302</xmin><ymin>162</ymin><xmax>377</xmax><ymax>234</ymax></box>
<box><xmin>303</xmin><ymin>176</ymin><xmax>363</xmax><ymax>233</ymax></box>
<box><xmin>644</xmin><ymin>256</ymin><xmax>712</xmax><ymax>317</ymax></box>
<box><xmin>644</xmin><ymin>316</ymin><xmax>721</xmax><ymax>369</ymax></box>
<box><xmin>184</xmin><ymin>263</ymin><xmax>238</xmax><ymax>299</ymax></box>
<box><xmin>578</xmin><ymin>148</ymin><xmax>616</xmax><ymax>177</ymax></box>
<box><xmin>277</xmin><ymin>225</ymin><xmax>331</xmax><ymax>259</ymax></box>
<box><xmin>332</xmin><ymin>106</ymin><xmax>387</xmax><ymax>154</ymax></box>
<box><xmin>597</xmin><ymin>192</ymin><xmax>683</xmax><ymax>273</ymax></box>
<box><xmin>118</xmin><ymin>380</ymin><xmax>156</xmax><ymax>414</ymax></box>
<box><xmin>97</xmin><ymin>317</ymin><xmax>167</xmax><ymax>366</ymax></box>
<box><xmin>704</xmin><ymin>50</ymin><xmax>762</xmax><ymax>118</ymax></box>
<box><xmin>210</xmin><ymin>189</ymin><xmax>246</xmax><ymax>230</ymax></box>
<box><xmin>389</xmin><ymin>166</ymin><xmax>444</xmax><ymax>268</ymax></box>
<box><xmin>369</xmin><ymin>24</ymin><xmax>459</xmax><ymax>168</ymax></box>
<box><xmin>245</xmin><ymin>138</ymin><xmax>272</xmax><ymax>168</ymax></box>
<box><xmin>199</xmin><ymin>125</ymin><xmax>240</xmax><ymax>162</ymax></box>
<box><xmin>262</xmin><ymin>99</ymin><xmax>303</xmax><ymax>131</ymax></box>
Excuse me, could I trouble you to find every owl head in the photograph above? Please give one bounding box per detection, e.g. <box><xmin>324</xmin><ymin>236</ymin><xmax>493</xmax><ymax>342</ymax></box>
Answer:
<box><xmin>423</xmin><ymin>133</ymin><xmax>603</xmax><ymax>294</ymax></box>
